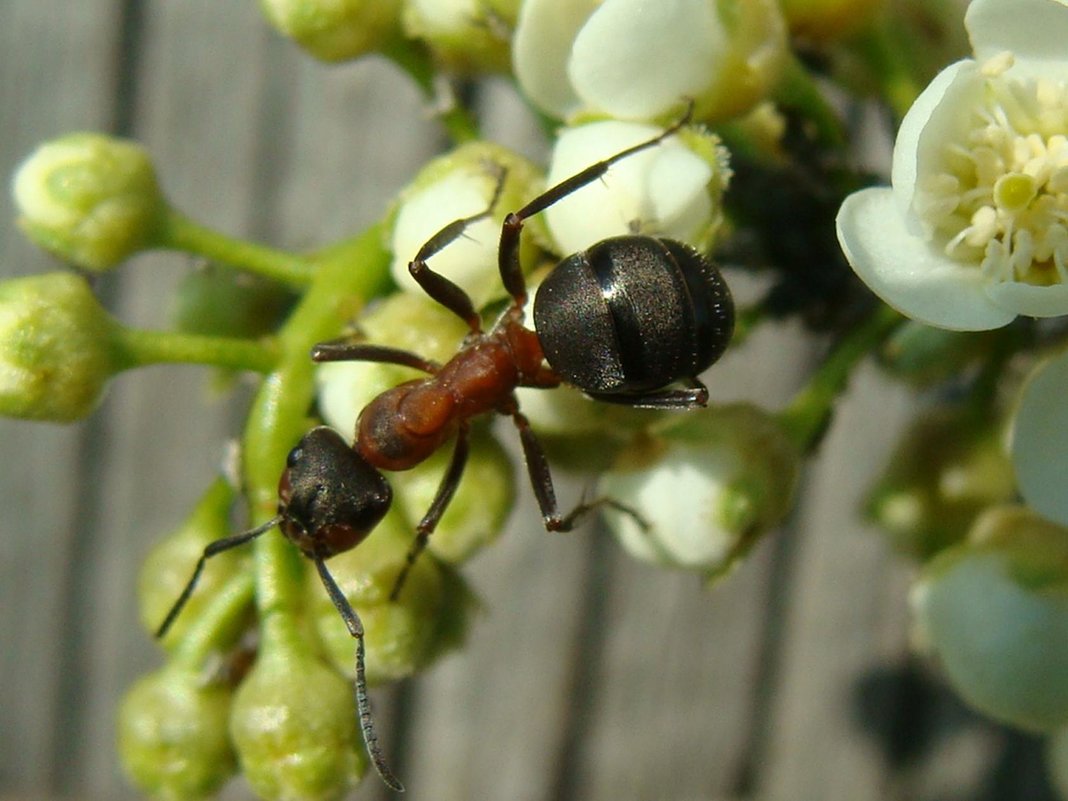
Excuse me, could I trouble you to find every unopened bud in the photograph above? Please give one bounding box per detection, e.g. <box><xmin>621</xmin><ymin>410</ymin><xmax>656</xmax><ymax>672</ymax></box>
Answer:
<box><xmin>260</xmin><ymin>0</ymin><xmax>402</xmax><ymax>62</ymax></box>
<box><xmin>230</xmin><ymin>638</ymin><xmax>367</xmax><ymax>800</ymax></box>
<box><xmin>0</xmin><ymin>272</ymin><xmax>122</xmax><ymax>422</ymax></box>
<box><xmin>911</xmin><ymin>506</ymin><xmax>1068</xmax><ymax>732</ymax></box>
<box><xmin>389</xmin><ymin>141</ymin><xmax>544</xmax><ymax>310</ymax></box>
<box><xmin>403</xmin><ymin>0</ymin><xmax>519</xmax><ymax>73</ymax></box>
<box><xmin>13</xmin><ymin>133</ymin><xmax>164</xmax><ymax>270</ymax></box>
<box><xmin>600</xmin><ymin>403</ymin><xmax>800</xmax><ymax>578</ymax></box>
<box><xmin>118</xmin><ymin>666</ymin><xmax>236</xmax><ymax>801</ymax></box>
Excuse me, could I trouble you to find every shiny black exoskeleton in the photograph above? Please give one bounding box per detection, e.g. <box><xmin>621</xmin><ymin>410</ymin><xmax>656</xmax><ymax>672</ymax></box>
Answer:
<box><xmin>534</xmin><ymin>235</ymin><xmax>733</xmax><ymax>404</ymax></box>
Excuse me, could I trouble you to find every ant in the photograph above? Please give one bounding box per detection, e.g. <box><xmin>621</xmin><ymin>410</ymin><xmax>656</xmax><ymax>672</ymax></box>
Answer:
<box><xmin>154</xmin><ymin>105</ymin><xmax>734</xmax><ymax>793</ymax></box>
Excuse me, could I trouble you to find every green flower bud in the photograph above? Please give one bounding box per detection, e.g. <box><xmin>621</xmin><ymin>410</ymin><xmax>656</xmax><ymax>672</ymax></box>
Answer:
<box><xmin>13</xmin><ymin>133</ymin><xmax>164</xmax><ymax>271</ymax></box>
<box><xmin>0</xmin><ymin>272</ymin><xmax>122</xmax><ymax>421</ymax></box>
<box><xmin>230</xmin><ymin>640</ymin><xmax>367</xmax><ymax>801</ymax></box>
<box><xmin>118</xmin><ymin>666</ymin><xmax>236</xmax><ymax>801</ymax></box>
<box><xmin>139</xmin><ymin>479</ymin><xmax>247</xmax><ymax>646</ymax></box>
<box><xmin>778</xmin><ymin>0</ymin><xmax>884</xmax><ymax>42</ymax></box>
<box><xmin>878</xmin><ymin>321</ymin><xmax>999</xmax><ymax>387</ymax></box>
<box><xmin>403</xmin><ymin>0</ymin><xmax>519</xmax><ymax>73</ymax></box>
<box><xmin>391</xmin><ymin>424</ymin><xmax>514</xmax><ymax>563</ymax></box>
<box><xmin>308</xmin><ymin>512</ymin><xmax>470</xmax><ymax>684</ymax></box>
<box><xmin>389</xmin><ymin>141</ymin><xmax>545</xmax><ymax>310</ymax></box>
<box><xmin>260</xmin><ymin>0</ymin><xmax>402</xmax><ymax>62</ymax></box>
<box><xmin>600</xmin><ymin>403</ymin><xmax>800</xmax><ymax>579</ymax></box>
<box><xmin>172</xmin><ymin>265</ymin><xmax>295</xmax><ymax>339</ymax></box>
<box><xmin>867</xmin><ymin>406</ymin><xmax>1015</xmax><ymax>559</ymax></box>
<box><xmin>911</xmin><ymin>506</ymin><xmax>1068</xmax><ymax>732</ymax></box>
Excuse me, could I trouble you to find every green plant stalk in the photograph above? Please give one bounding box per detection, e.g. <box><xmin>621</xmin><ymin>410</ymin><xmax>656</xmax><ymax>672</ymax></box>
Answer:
<box><xmin>381</xmin><ymin>35</ymin><xmax>481</xmax><ymax>145</ymax></box>
<box><xmin>158</xmin><ymin>208</ymin><xmax>316</xmax><ymax>290</ymax></box>
<box><xmin>853</xmin><ymin>19</ymin><xmax>924</xmax><ymax>121</ymax></box>
<box><xmin>114</xmin><ymin>327</ymin><xmax>278</xmax><ymax>374</ymax></box>
<box><xmin>778</xmin><ymin>304</ymin><xmax>904</xmax><ymax>452</ymax></box>
<box><xmin>775</xmin><ymin>55</ymin><xmax>845</xmax><ymax>149</ymax></box>
<box><xmin>241</xmin><ymin>222</ymin><xmax>392</xmax><ymax>647</ymax></box>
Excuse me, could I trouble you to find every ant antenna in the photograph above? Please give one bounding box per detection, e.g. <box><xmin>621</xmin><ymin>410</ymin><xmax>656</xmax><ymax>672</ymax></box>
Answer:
<box><xmin>154</xmin><ymin>515</ymin><xmax>281</xmax><ymax>639</ymax></box>
<box><xmin>314</xmin><ymin>558</ymin><xmax>405</xmax><ymax>792</ymax></box>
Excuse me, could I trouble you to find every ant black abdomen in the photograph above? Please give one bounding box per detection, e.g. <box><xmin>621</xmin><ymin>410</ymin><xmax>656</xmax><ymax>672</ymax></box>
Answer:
<box><xmin>533</xmin><ymin>235</ymin><xmax>733</xmax><ymax>404</ymax></box>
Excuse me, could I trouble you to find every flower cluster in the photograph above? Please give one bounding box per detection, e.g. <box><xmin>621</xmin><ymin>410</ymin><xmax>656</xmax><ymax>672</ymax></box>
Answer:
<box><xmin>11</xmin><ymin>0</ymin><xmax>1068</xmax><ymax>797</ymax></box>
<box><xmin>837</xmin><ymin>0</ymin><xmax>1068</xmax><ymax>771</ymax></box>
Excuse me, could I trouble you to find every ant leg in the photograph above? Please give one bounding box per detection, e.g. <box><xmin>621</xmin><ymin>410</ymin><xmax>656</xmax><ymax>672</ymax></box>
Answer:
<box><xmin>312</xmin><ymin>341</ymin><xmax>441</xmax><ymax>374</ymax></box>
<box><xmin>509</xmin><ymin>408</ymin><xmax>647</xmax><ymax>532</ymax></box>
<box><xmin>313</xmin><ymin>558</ymin><xmax>405</xmax><ymax>793</ymax></box>
<box><xmin>408</xmin><ymin>166</ymin><xmax>509</xmax><ymax>333</ymax></box>
<box><xmin>389</xmin><ymin>424</ymin><xmax>471</xmax><ymax>602</ymax></box>
<box><xmin>587</xmin><ymin>376</ymin><xmax>709</xmax><ymax>410</ymax></box>
<box><xmin>497</xmin><ymin>101</ymin><xmax>694</xmax><ymax>307</ymax></box>
<box><xmin>155</xmin><ymin>516</ymin><xmax>280</xmax><ymax>639</ymax></box>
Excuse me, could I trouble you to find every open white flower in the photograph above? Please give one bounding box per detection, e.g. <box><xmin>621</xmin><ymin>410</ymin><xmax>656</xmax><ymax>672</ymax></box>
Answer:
<box><xmin>513</xmin><ymin>0</ymin><xmax>786</xmax><ymax>123</ymax></box>
<box><xmin>837</xmin><ymin>0</ymin><xmax>1068</xmax><ymax>331</ymax></box>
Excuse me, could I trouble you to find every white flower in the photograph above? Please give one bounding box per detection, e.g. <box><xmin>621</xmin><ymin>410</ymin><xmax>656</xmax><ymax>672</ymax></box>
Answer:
<box><xmin>599</xmin><ymin>405</ymin><xmax>799</xmax><ymax>576</ymax></box>
<box><xmin>542</xmin><ymin>119</ymin><xmax>729</xmax><ymax>255</ymax></box>
<box><xmin>513</xmin><ymin>0</ymin><xmax>786</xmax><ymax>123</ymax></box>
<box><xmin>837</xmin><ymin>0</ymin><xmax>1068</xmax><ymax>331</ymax></box>
<box><xmin>1010</xmin><ymin>347</ymin><xmax>1068</xmax><ymax>525</ymax></box>
<box><xmin>388</xmin><ymin>142</ymin><xmax>542</xmax><ymax>311</ymax></box>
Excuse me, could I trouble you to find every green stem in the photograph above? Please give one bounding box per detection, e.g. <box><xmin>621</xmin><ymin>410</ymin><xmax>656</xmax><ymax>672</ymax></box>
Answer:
<box><xmin>853</xmin><ymin>20</ymin><xmax>924</xmax><ymax>120</ymax></box>
<box><xmin>114</xmin><ymin>327</ymin><xmax>278</xmax><ymax>373</ymax></box>
<box><xmin>158</xmin><ymin>209</ymin><xmax>316</xmax><ymax>290</ymax></box>
<box><xmin>381</xmin><ymin>36</ymin><xmax>480</xmax><ymax>145</ymax></box>
<box><xmin>778</xmin><ymin>305</ymin><xmax>904</xmax><ymax>452</ymax></box>
<box><xmin>775</xmin><ymin>55</ymin><xmax>846</xmax><ymax>149</ymax></box>
<box><xmin>241</xmin><ymin>222</ymin><xmax>392</xmax><ymax>628</ymax></box>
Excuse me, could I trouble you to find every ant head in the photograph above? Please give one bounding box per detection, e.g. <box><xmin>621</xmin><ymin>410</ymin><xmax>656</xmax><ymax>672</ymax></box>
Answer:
<box><xmin>277</xmin><ymin>426</ymin><xmax>393</xmax><ymax>560</ymax></box>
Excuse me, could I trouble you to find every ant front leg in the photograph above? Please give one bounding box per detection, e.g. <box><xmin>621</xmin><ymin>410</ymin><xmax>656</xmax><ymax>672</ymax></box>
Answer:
<box><xmin>497</xmin><ymin>102</ymin><xmax>694</xmax><ymax>308</ymax></box>
<box><xmin>509</xmin><ymin>407</ymin><xmax>647</xmax><ymax>533</ymax></box>
<box><xmin>408</xmin><ymin>165</ymin><xmax>508</xmax><ymax>334</ymax></box>
<box><xmin>312</xmin><ymin>340</ymin><xmax>441</xmax><ymax>374</ymax></box>
<box><xmin>312</xmin><ymin>558</ymin><xmax>404</xmax><ymax>792</ymax></box>
<box><xmin>389</xmin><ymin>423</ymin><xmax>471</xmax><ymax>601</ymax></box>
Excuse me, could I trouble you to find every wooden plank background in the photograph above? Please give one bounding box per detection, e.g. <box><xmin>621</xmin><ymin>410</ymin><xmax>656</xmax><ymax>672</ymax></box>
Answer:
<box><xmin>0</xmin><ymin>2</ymin><xmax>1059</xmax><ymax>800</ymax></box>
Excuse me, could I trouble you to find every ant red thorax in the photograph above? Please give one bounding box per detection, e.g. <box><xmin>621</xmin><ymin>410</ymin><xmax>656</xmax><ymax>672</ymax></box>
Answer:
<box><xmin>155</xmin><ymin>102</ymin><xmax>733</xmax><ymax>794</ymax></box>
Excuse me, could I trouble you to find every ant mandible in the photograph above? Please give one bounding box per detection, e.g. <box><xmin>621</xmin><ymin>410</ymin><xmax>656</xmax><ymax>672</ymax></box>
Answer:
<box><xmin>154</xmin><ymin>105</ymin><xmax>734</xmax><ymax>793</ymax></box>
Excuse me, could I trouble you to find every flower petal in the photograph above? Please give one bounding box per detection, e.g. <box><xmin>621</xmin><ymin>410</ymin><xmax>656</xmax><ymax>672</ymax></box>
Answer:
<box><xmin>1011</xmin><ymin>349</ymin><xmax>1068</xmax><ymax>526</ymax></box>
<box><xmin>966</xmin><ymin>0</ymin><xmax>1068</xmax><ymax>66</ymax></box>
<box><xmin>568</xmin><ymin>0</ymin><xmax>723</xmax><ymax>121</ymax></box>
<box><xmin>893</xmin><ymin>60</ymin><xmax>982</xmax><ymax>219</ymax></box>
<box><xmin>837</xmin><ymin>187</ymin><xmax>1016</xmax><ymax>330</ymax></box>
<box><xmin>512</xmin><ymin>0</ymin><xmax>600</xmax><ymax>118</ymax></box>
<box><xmin>986</xmin><ymin>282</ymin><xmax>1068</xmax><ymax>318</ymax></box>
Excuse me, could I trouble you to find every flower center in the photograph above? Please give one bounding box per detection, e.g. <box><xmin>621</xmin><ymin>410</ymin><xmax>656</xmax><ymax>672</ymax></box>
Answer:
<box><xmin>920</xmin><ymin>59</ymin><xmax>1068</xmax><ymax>287</ymax></box>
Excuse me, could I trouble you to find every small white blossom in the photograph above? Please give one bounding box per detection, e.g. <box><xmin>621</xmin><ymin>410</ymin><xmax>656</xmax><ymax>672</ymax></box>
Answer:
<box><xmin>543</xmin><ymin>119</ymin><xmax>729</xmax><ymax>255</ymax></box>
<box><xmin>388</xmin><ymin>142</ymin><xmax>542</xmax><ymax>311</ymax></box>
<box><xmin>837</xmin><ymin>0</ymin><xmax>1068</xmax><ymax>330</ymax></box>
<box><xmin>513</xmin><ymin>0</ymin><xmax>786</xmax><ymax>123</ymax></box>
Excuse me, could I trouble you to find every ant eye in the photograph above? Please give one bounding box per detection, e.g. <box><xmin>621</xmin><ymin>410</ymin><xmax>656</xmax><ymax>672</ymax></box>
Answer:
<box><xmin>286</xmin><ymin>445</ymin><xmax>304</xmax><ymax>467</ymax></box>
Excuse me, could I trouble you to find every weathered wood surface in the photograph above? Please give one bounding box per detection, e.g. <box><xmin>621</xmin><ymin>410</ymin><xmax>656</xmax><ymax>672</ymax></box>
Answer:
<box><xmin>0</xmin><ymin>3</ymin><xmax>1058</xmax><ymax>801</ymax></box>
